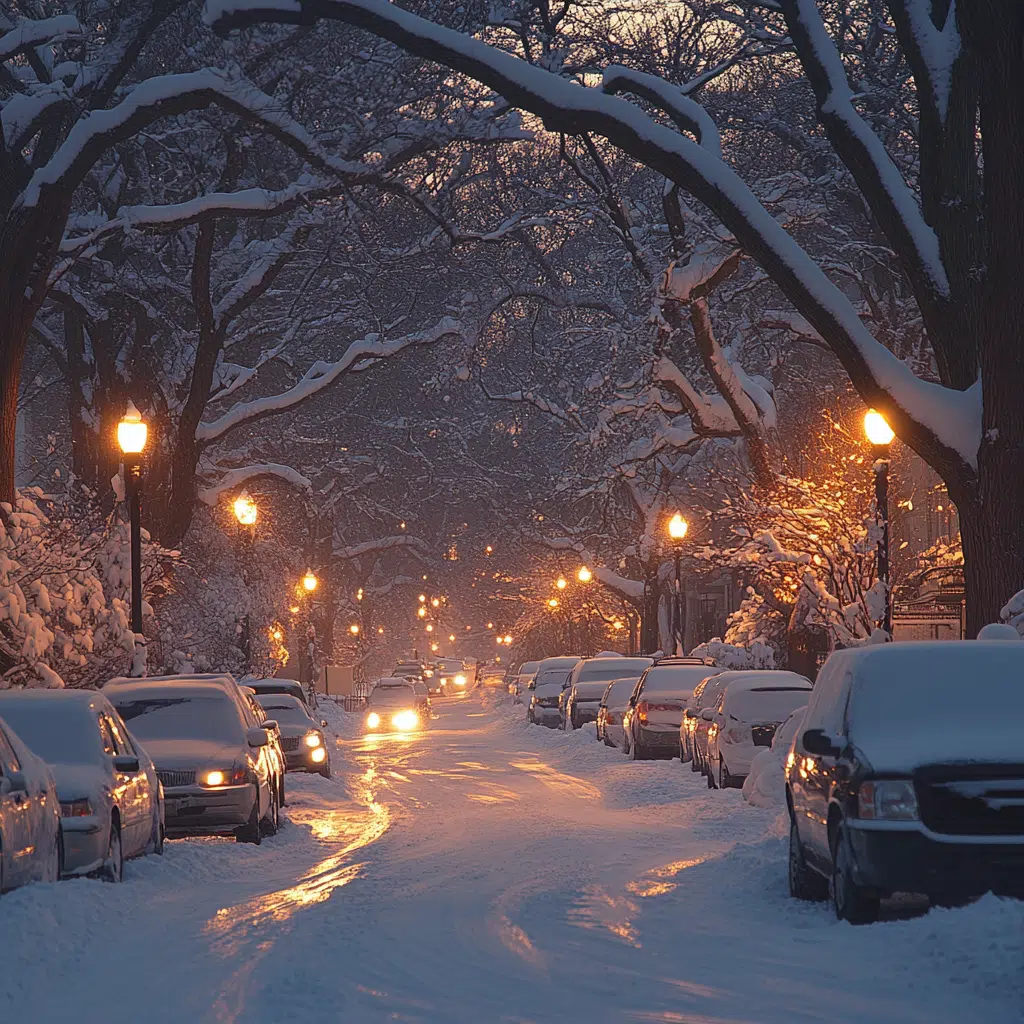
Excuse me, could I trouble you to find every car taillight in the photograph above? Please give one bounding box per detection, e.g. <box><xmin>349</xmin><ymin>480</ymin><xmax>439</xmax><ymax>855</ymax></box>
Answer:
<box><xmin>637</xmin><ymin>702</ymin><xmax>650</xmax><ymax>723</ymax></box>
<box><xmin>605</xmin><ymin>712</ymin><xmax>616</xmax><ymax>724</ymax></box>
<box><xmin>60</xmin><ymin>799</ymin><xmax>92</xmax><ymax>817</ymax></box>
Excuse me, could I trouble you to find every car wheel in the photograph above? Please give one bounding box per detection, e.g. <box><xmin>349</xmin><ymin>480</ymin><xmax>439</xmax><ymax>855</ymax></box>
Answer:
<box><xmin>718</xmin><ymin>758</ymin><xmax>731</xmax><ymax>789</ymax></box>
<box><xmin>235</xmin><ymin>793</ymin><xmax>262</xmax><ymax>845</ymax></box>
<box><xmin>260</xmin><ymin>786</ymin><xmax>279</xmax><ymax>837</ymax></box>
<box><xmin>707</xmin><ymin>762</ymin><xmax>717</xmax><ymax>789</ymax></box>
<box><xmin>630</xmin><ymin>736</ymin><xmax>643</xmax><ymax>761</ymax></box>
<box><xmin>279</xmin><ymin>776</ymin><xmax>286</xmax><ymax>808</ymax></box>
<box><xmin>147</xmin><ymin>805</ymin><xmax>164</xmax><ymax>856</ymax></box>
<box><xmin>101</xmin><ymin>819</ymin><xmax>124</xmax><ymax>883</ymax></box>
<box><xmin>690</xmin><ymin>744</ymin><xmax>700</xmax><ymax>772</ymax></box>
<box><xmin>42</xmin><ymin>827</ymin><xmax>61</xmax><ymax>882</ymax></box>
<box><xmin>830</xmin><ymin>823</ymin><xmax>880</xmax><ymax>924</ymax></box>
<box><xmin>788</xmin><ymin>818</ymin><xmax>827</xmax><ymax>901</ymax></box>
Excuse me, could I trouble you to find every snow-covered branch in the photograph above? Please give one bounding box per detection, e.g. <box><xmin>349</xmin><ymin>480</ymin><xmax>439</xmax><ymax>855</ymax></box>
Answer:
<box><xmin>333</xmin><ymin>535</ymin><xmax>430</xmax><ymax>560</ymax></box>
<box><xmin>197</xmin><ymin>464</ymin><xmax>313</xmax><ymax>505</ymax></box>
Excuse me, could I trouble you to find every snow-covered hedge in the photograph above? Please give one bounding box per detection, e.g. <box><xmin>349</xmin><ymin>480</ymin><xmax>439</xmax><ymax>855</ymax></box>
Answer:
<box><xmin>689</xmin><ymin>638</ymin><xmax>776</xmax><ymax>669</ymax></box>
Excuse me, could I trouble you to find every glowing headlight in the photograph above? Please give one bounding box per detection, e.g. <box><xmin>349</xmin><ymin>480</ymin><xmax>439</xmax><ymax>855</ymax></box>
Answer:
<box><xmin>201</xmin><ymin>770</ymin><xmax>227</xmax><ymax>787</ymax></box>
<box><xmin>366</xmin><ymin>712</ymin><xmax>381</xmax><ymax>729</ymax></box>
<box><xmin>310</xmin><ymin>746</ymin><xmax>327</xmax><ymax>763</ymax></box>
<box><xmin>454</xmin><ymin>674</ymin><xmax>466</xmax><ymax>686</ymax></box>
<box><xmin>392</xmin><ymin>710</ymin><xmax>419</xmax><ymax>731</ymax></box>
<box><xmin>304</xmin><ymin>732</ymin><xmax>322</xmax><ymax>748</ymax></box>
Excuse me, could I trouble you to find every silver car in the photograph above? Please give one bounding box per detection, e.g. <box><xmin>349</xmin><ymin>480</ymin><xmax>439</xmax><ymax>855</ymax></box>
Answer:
<box><xmin>254</xmin><ymin>694</ymin><xmax>331</xmax><ymax>778</ymax></box>
<box><xmin>0</xmin><ymin>714</ymin><xmax>62</xmax><ymax>892</ymax></box>
<box><xmin>0</xmin><ymin>690</ymin><xmax>163</xmax><ymax>881</ymax></box>
<box><xmin>105</xmin><ymin>679</ymin><xmax>280</xmax><ymax>845</ymax></box>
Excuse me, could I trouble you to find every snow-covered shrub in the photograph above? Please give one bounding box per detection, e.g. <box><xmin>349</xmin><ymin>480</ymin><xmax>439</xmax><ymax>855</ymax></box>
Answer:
<box><xmin>742</xmin><ymin>705</ymin><xmax>806</xmax><ymax>808</ymax></box>
<box><xmin>689</xmin><ymin>638</ymin><xmax>776</xmax><ymax>669</ymax></box>
<box><xmin>0</xmin><ymin>491</ymin><xmax>174</xmax><ymax>688</ymax></box>
<box><xmin>1000</xmin><ymin>588</ymin><xmax>1024</xmax><ymax>638</ymax></box>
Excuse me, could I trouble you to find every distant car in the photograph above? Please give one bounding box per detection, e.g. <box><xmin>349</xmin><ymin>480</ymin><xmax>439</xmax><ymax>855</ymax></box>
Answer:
<box><xmin>511</xmin><ymin>661</ymin><xmax>540</xmax><ymax>699</ymax></box>
<box><xmin>245</xmin><ymin>678</ymin><xmax>314</xmax><ymax>710</ymax></box>
<box><xmin>560</xmin><ymin>657</ymin><xmax>654</xmax><ymax>730</ymax></box>
<box><xmin>0</xmin><ymin>689</ymin><xmax>164</xmax><ymax>881</ymax></box>
<box><xmin>688</xmin><ymin>673</ymin><xmax>734</xmax><ymax>775</ymax></box>
<box><xmin>595</xmin><ymin>679</ymin><xmax>637</xmax><ymax>748</ymax></box>
<box><xmin>411</xmin><ymin>681</ymin><xmax>432</xmax><ymax>717</ymax></box>
<box><xmin>530</xmin><ymin>656</ymin><xmax>581</xmax><ymax>694</ymax></box>
<box><xmin>255</xmin><ymin>694</ymin><xmax>331</xmax><ymax>778</ymax></box>
<box><xmin>620</xmin><ymin>663</ymin><xmax>719</xmax><ymax>761</ymax></box>
<box><xmin>0</xmin><ymin>714</ymin><xmax>62</xmax><ymax>893</ymax></box>
<box><xmin>105</xmin><ymin>678</ymin><xmax>280</xmax><ymax>845</ymax></box>
<box><xmin>787</xmin><ymin>642</ymin><xmax>1024</xmax><ymax>923</ymax></box>
<box><xmin>527</xmin><ymin>680</ymin><xmax>564</xmax><ymax>728</ymax></box>
<box><xmin>365</xmin><ymin>679</ymin><xmax>425</xmax><ymax>733</ymax></box>
<box><xmin>436</xmin><ymin>659</ymin><xmax>468</xmax><ymax>695</ymax></box>
<box><xmin>704</xmin><ymin>671</ymin><xmax>812</xmax><ymax>789</ymax></box>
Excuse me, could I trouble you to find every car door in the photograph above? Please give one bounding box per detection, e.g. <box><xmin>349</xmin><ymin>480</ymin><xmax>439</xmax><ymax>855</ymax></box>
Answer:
<box><xmin>624</xmin><ymin>678</ymin><xmax>645</xmax><ymax>746</ymax></box>
<box><xmin>107</xmin><ymin>714</ymin><xmax>151</xmax><ymax>856</ymax></box>
<box><xmin>0</xmin><ymin>725</ymin><xmax>33</xmax><ymax>888</ymax></box>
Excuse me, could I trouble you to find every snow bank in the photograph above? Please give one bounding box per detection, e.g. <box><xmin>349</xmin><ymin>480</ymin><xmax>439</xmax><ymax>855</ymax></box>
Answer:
<box><xmin>742</xmin><ymin>707</ymin><xmax>806</xmax><ymax>809</ymax></box>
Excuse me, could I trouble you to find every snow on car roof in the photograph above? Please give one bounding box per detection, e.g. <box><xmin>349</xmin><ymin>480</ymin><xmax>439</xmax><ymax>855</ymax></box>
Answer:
<box><xmin>642</xmin><ymin>664</ymin><xmax>722</xmax><ymax>694</ymax></box>
<box><xmin>573</xmin><ymin>680</ymin><xmax>612</xmax><ymax>698</ymax></box>
<box><xmin>255</xmin><ymin>693</ymin><xmax>304</xmax><ymax>710</ymax></box>
<box><xmin>602</xmin><ymin>678</ymin><xmax>636</xmax><ymax>705</ymax></box>
<box><xmin>715</xmin><ymin>670</ymin><xmax>812</xmax><ymax>693</ymax></box>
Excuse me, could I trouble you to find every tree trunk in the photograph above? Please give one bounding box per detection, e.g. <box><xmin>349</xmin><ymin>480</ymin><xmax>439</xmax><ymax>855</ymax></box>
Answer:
<box><xmin>0</xmin><ymin>316</ymin><xmax>27</xmax><ymax>504</ymax></box>
<box><xmin>640</xmin><ymin>576</ymin><xmax>661</xmax><ymax>654</ymax></box>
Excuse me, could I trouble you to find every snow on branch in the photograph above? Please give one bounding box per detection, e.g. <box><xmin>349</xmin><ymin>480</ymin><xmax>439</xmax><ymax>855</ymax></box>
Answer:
<box><xmin>889</xmin><ymin>0</ymin><xmax>961</xmax><ymax>125</ymax></box>
<box><xmin>206</xmin><ymin>0</ymin><xmax>981</xmax><ymax>476</ymax></box>
<box><xmin>333</xmin><ymin>535</ymin><xmax>430</xmax><ymax>560</ymax></box>
<box><xmin>0</xmin><ymin>14</ymin><xmax>81</xmax><ymax>60</ymax></box>
<box><xmin>197</xmin><ymin>464</ymin><xmax>313</xmax><ymax>505</ymax></box>
<box><xmin>540</xmin><ymin>537</ymin><xmax>645</xmax><ymax>601</ymax></box>
<box><xmin>654</xmin><ymin>355</ymin><xmax>742</xmax><ymax>435</ymax></box>
<box><xmin>196</xmin><ymin>316</ymin><xmax>464</xmax><ymax>442</ymax></box>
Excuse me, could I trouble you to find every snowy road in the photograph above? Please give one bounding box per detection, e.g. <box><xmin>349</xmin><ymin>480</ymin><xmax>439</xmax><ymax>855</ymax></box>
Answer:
<box><xmin>3</xmin><ymin>690</ymin><xmax>1022</xmax><ymax>1023</ymax></box>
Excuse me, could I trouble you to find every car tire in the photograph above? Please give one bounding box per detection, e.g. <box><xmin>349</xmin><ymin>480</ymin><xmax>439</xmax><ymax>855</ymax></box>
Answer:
<box><xmin>280</xmin><ymin>776</ymin><xmax>286</xmax><ymax>808</ymax></box>
<box><xmin>719</xmin><ymin>758</ymin><xmax>735</xmax><ymax>789</ymax></box>
<box><xmin>788</xmin><ymin>818</ymin><xmax>827</xmax><ymax>901</ymax></box>
<box><xmin>830</xmin><ymin>823</ymin><xmax>880</xmax><ymax>924</ymax></box>
<box><xmin>101</xmin><ymin>819</ymin><xmax>124</xmax><ymax>883</ymax></box>
<box><xmin>630</xmin><ymin>737</ymin><xmax>643</xmax><ymax>761</ymax></box>
<box><xmin>235</xmin><ymin>793</ymin><xmax>262</xmax><ymax>845</ymax></box>
<box><xmin>690</xmin><ymin>744</ymin><xmax>700</xmax><ymax>772</ymax></box>
<box><xmin>42</xmin><ymin>827</ymin><xmax>62</xmax><ymax>882</ymax></box>
<box><xmin>147</xmin><ymin>806</ymin><xmax>165</xmax><ymax>856</ymax></box>
<box><xmin>260</xmin><ymin>786</ymin><xmax>279</xmax><ymax>838</ymax></box>
<box><xmin>707</xmin><ymin>762</ymin><xmax>717</xmax><ymax>789</ymax></box>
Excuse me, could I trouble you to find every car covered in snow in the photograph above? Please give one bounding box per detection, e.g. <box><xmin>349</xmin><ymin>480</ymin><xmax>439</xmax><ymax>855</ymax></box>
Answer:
<box><xmin>527</xmin><ymin>680</ymin><xmax>564</xmax><ymax>728</ymax></box>
<box><xmin>435</xmin><ymin>659</ymin><xmax>469</xmax><ymax>695</ymax></box>
<box><xmin>687</xmin><ymin>672</ymin><xmax>733</xmax><ymax>775</ymax></box>
<box><xmin>366</xmin><ymin>679</ymin><xmax>425</xmax><ymax>733</ymax></box>
<box><xmin>510</xmin><ymin>661</ymin><xmax>540</xmax><ymax>698</ymax></box>
<box><xmin>0</xmin><ymin>714</ymin><xmax>62</xmax><ymax>893</ymax></box>
<box><xmin>622</xmin><ymin>663</ymin><xmax>720</xmax><ymax>761</ymax></box>
<box><xmin>560</xmin><ymin>656</ymin><xmax>654</xmax><ymax>730</ymax></box>
<box><xmin>529</xmin><ymin>656</ymin><xmax>581</xmax><ymax>693</ymax></box>
<box><xmin>787</xmin><ymin>641</ymin><xmax>1024</xmax><ymax>923</ymax></box>
<box><xmin>742</xmin><ymin>707</ymin><xmax>807</xmax><ymax>809</ymax></box>
<box><xmin>0</xmin><ymin>689</ymin><xmax>164</xmax><ymax>881</ymax></box>
<box><xmin>245</xmin><ymin>677</ymin><xmax>314</xmax><ymax>710</ymax></box>
<box><xmin>255</xmin><ymin>693</ymin><xmax>331</xmax><ymax>778</ymax></box>
<box><xmin>704</xmin><ymin>671</ymin><xmax>812</xmax><ymax>789</ymax></box>
<box><xmin>595</xmin><ymin>678</ymin><xmax>637</xmax><ymax>748</ymax></box>
<box><xmin>562</xmin><ymin>679</ymin><xmax>616</xmax><ymax>730</ymax></box>
<box><xmin>105</xmin><ymin>678</ymin><xmax>280</xmax><ymax>845</ymax></box>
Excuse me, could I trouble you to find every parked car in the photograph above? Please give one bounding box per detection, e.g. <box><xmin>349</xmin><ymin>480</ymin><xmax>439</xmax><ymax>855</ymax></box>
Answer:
<box><xmin>562</xmin><ymin>680</ymin><xmax>614</xmax><ymax>730</ymax></box>
<box><xmin>365</xmin><ymin>679</ymin><xmax>425</xmax><ymax>733</ymax></box>
<box><xmin>528</xmin><ymin>680</ymin><xmax>564</xmax><ymax>728</ymax></box>
<box><xmin>742</xmin><ymin>706</ymin><xmax>808</xmax><ymax>809</ymax></box>
<box><xmin>689</xmin><ymin>673</ymin><xmax>734</xmax><ymax>774</ymax></box>
<box><xmin>595</xmin><ymin>679</ymin><xmax>636</xmax><ymax>748</ymax></box>
<box><xmin>255</xmin><ymin>694</ymin><xmax>331</xmax><ymax>778</ymax></box>
<box><xmin>513</xmin><ymin>661</ymin><xmax>541</xmax><ymax>696</ymax></box>
<box><xmin>705</xmin><ymin>671</ymin><xmax>812</xmax><ymax>790</ymax></box>
<box><xmin>105</xmin><ymin>678</ymin><xmax>280</xmax><ymax>845</ymax></box>
<box><xmin>0</xmin><ymin>714</ymin><xmax>62</xmax><ymax>893</ymax></box>
<box><xmin>621</xmin><ymin>662</ymin><xmax>714</xmax><ymax>760</ymax></box>
<box><xmin>787</xmin><ymin>641</ymin><xmax>1024</xmax><ymax>923</ymax></box>
<box><xmin>411</xmin><ymin>681</ymin><xmax>432</xmax><ymax>717</ymax></box>
<box><xmin>530</xmin><ymin>656</ymin><xmax>581</xmax><ymax>694</ymax></box>
<box><xmin>559</xmin><ymin>657</ymin><xmax>652</xmax><ymax>729</ymax></box>
<box><xmin>0</xmin><ymin>689</ymin><xmax>164</xmax><ymax>880</ymax></box>
<box><xmin>245</xmin><ymin>678</ymin><xmax>315</xmax><ymax>711</ymax></box>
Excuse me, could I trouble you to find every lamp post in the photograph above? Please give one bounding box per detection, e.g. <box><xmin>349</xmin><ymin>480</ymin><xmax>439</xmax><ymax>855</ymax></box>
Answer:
<box><xmin>233</xmin><ymin>491</ymin><xmax>258</xmax><ymax>674</ymax></box>
<box><xmin>864</xmin><ymin>409</ymin><xmax>895</xmax><ymax>638</ymax></box>
<box><xmin>117</xmin><ymin>403</ymin><xmax>148</xmax><ymax>642</ymax></box>
<box><xmin>667</xmin><ymin>513</ymin><xmax>689</xmax><ymax>655</ymax></box>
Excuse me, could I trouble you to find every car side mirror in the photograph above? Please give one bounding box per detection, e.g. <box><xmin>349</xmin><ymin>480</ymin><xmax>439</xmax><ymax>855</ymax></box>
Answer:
<box><xmin>321</xmin><ymin>719</ymin><xmax>328</xmax><ymax>728</ymax></box>
<box><xmin>700</xmin><ymin>708</ymin><xmax>716</xmax><ymax>722</ymax></box>
<box><xmin>527</xmin><ymin>681</ymin><xmax>535</xmax><ymax>690</ymax></box>
<box><xmin>112</xmin><ymin>755</ymin><xmax>140</xmax><ymax>773</ymax></box>
<box><xmin>802</xmin><ymin>728</ymin><xmax>841</xmax><ymax>758</ymax></box>
<box><xmin>246</xmin><ymin>726</ymin><xmax>270</xmax><ymax>748</ymax></box>
<box><xmin>1</xmin><ymin>770</ymin><xmax>26</xmax><ymax>794</ymax></box>
<box><xmin>685</xmin><ymin>709</ymin><xmax>698</xmax><ymax>720</ymax></box>
<box><xmin>262</xmin><ymin>719</ymin><xmax>279</xmax><ymax>732</ymax></box>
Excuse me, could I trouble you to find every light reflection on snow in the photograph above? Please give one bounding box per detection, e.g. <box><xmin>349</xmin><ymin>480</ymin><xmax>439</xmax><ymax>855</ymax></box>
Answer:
<box><xmin>569</xmin><ymin>885</ymin><xmax>641</xmax><ymax>948</ymax></box>
<box><xmin>626</xmin><ymin>855</ymin><xmax>713</xmax><ymax>898</ymax></box>
<box><xmin>509</xmin><ymin>757</ymin><xmax>602</xmax><ymax>801</ymax></box>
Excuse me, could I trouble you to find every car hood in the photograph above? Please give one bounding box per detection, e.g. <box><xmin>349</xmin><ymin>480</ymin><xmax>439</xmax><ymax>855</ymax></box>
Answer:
<box><xmin>275</xmin><ymin>723</ymin><xmax>313</xmax><ymax>739</ymax></box>
<box><xmin>48</xmin><ymin>762</ymin><xmax>111</xmax><ymax>802</ymax></box>
<box><xmin>140</xmin><ymin>738</ymin><xmax>244</xmax><ymax>770</ymax></box>
<box><xmin>855</xmin><ymin>722</ymin><xmax>1024</xmax><ymax>775</ymax></box>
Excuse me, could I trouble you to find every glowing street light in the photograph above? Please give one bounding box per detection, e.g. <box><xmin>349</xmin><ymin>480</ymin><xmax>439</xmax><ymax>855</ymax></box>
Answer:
<box><xmin>377</xmin><ymin>626</ymin><xmax>385</xmax><ymax>635</ymax></box>
<box><xmin>448</xmin><ymin>633</ymin><xmax>456</xmax><ymax>641</ymax></box>
<box><xmin>419</xmin><ymin>593</ymin><xmax>427</xmax><ymax>603</ymax></box>
<box><xmin>668</xmin><ymin>513</ymin><xmax>689</xmax><ymax>541</ymax></box>
<box><xmin>117</xmin><ymin>402</ymin><xmax>148</xmax><ymax>642</ymax></box>
<box><xmin>426</xmin><ymin>624</ymin><xmax>434</xmax><ymax>633</ymax></box>
<box><xmin>864</xmin><ymin>409</ymin><xmax>895</xmax><ymax>637</ymax></box>
<box><xmin>485</xmin><ymin>545</ymin><xmax>493</xmax><ymax>555</ymax></box>
<box><xmin>504</xmin><ymin>634</ymin><xmax>512</xmax><ymax>645</ymax></box>
<box><xmin>431</xmin><ymin>597</ymin><xmax>440</xmax><ymax>608</ymax></box>
<box><xmin>231</xmin><ymin>488</ymin><xmax>258</xmax><ymax>674</ymax></box>
<box><xmin>431</xmin><ymin>642</ymin><xmax>439</xmax><ymax>652</ymax></box>
<box><xmin>302</xmin><ymin>570</ymin><xmax>319</xmax><ymax>593</ymax></box>
<box><xmin>864</xmin><ymin>409</ymin><xmax>895</xmax><ymax>447</ymax></box>
<box><xmin>667</xmin><ymin>513</ymin><xmax>688</xmax><ymax>655</ymax></box>
<box><xmin>556</xmin><ymin>577</ymin><xmax>567</xmax><ymax>590</ymax></box>
<box><xmin>233</xmin><ymin>491</ymin><xmax>258</xmax><ymax>527</ymax></box>
<box><xmin>417</xmin><ymin>606</ymin><xmax>427</xmax><ymax>618</ymax></box>
<box><xmin>487</xmin><ymin>622</ymin><xmax>494</xmax><ymax>630</ymax></box>
<box><xmin>349</xmin><ymin>623</ymin><xmax>360</xmax><ymax>635</ymax></box>
<box><xmin>548</xmin><ymin>598</ymin><xmax>560</xmax><ymax>609</ymax></box>
<box><xmin>496</xmin><ymin>636</ymin><xmax>504</xmax><ymax>645</ymax></box>
<box><xmin>577</xmin><ymin>566</ymin><xmax>593</xmax><ymax>583</ymax></box>
<box><xmin>117</xmin><ymin>401</ymin><xmax>148</xmax><ymax>455</ymax></box>
<box><xmin>356</xmin><ymin>587</ymin><xmax>363</xmax><ymax>602</ymax></box>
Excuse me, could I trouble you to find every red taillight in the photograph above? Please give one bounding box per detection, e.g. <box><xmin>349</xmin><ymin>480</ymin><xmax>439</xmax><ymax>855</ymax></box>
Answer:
<box><xmin>605</xmin><ymin>712</ymin><xmax>616</xmax><ymax>724</ymax></box>
<box><xmin>637</xmin><ymin>701</ymin><xmax>650</xmax><ymax>723</ymax></box>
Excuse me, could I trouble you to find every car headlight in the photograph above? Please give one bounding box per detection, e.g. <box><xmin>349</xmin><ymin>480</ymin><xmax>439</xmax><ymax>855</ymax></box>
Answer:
<box><xmin>366</xmin><ymin>712</ymin><xmax>381</xmax><ymax>729</ymax></box>
<box><xmin>310</xmin><ymin>746</ymin><xmax>327</xmax><ymax>763</ymax></box>
<box><xmin>392</xmin><ymin>710</ymin><xmax>419</xmax><ymax>731</ymax></box>
<box><xmin>200</xmin><ymin>769</ymin><xmax>231</xmax><ymax>787</ymax></box>
<box><xmin>455</xmin><ymin>674</ymin><xmax>466</xmax><ymax>686</ymax></box>
<box><xmin>304</xmin><ymin>732</ymin><xmax>322</xmax><ymax>748</ymax></box>
<box><xmin>858</xmin><ymin>780</ymin><xmax>919</xmax><ymax>821</ymax></box>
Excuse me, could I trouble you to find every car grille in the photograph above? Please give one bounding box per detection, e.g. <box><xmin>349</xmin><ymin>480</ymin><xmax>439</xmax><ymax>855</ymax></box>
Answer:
<box><xmin>157</xmin><ymin>769</ymin><xmax>195</xmax><ymax>789</ymax></box>
<box><xmin>751</xmin><ymin>725</ymin><xmax>777</xmax><ymax>747</ymax></box>
<box><xmin>281</xmin><ymin>736</ymin><xmax>301</xmax><ymax>752</ymax></box>
<box><xmin>536</xmin><ymin>699</ymin><xmax>558</xmax><ymax>708</ymax></box>
<box><xmin>918</xmin><ymin>768</ymin><xmax>1024</xmax><ymax>836</ymax></box>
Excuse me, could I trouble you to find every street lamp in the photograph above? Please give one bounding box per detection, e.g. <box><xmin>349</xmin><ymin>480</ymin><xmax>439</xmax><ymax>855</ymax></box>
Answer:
<box><xmin>556</xmin><ymin>577</ymin><xmax>567</xmax><ymax>590</ymax></box>
<box><xmin>349</xmin><ymin>624</ymin><xmax>360</xmax><ymax>635</ymax></box>
<box><xmin>667</xmin><ymin>513</ymin><xmax>689</xmax><ymax>655</ymax></box>
<box><xmin>417</xmin><ymin>606</ymin><xmax>427</xmax><ymax>618</ymax></box>
<box><xmin>448</xmin><ymin>633</ymin><xmax>456</xmax><ymax>641</ymax></box>
<box><xmin>117</xmin><ymin>402</ymin><xmax>148</xmax><ymax>642</ymax></box>
<box><xmin>504</xmin><ymin>634</ymin><xmax>512</xmax><ymax>645</ymax></box>
<box><xmin>864</xmin><ymin>409</ymin><xmax>895</xmax><ymax>637</ymax></box>
<box><xmin>419</xmin><ymin>593</ymin><xmax>427</xmax><ymax>603</ymax></box>
<box><xmin>548</xmin><ymin>597</ymin><xmax>560</xmax><ymax>609</ymax></box>
<box><xmin>431</xmin><ymin>597</ymin><xmax>440</xmax><ymax>608</ymax></box>
<box><xmin>577</xmin><ymin>566</ymin><xmax>593</xmax><ymax>584</ymax></box>
<box><xmin>302</xmin><ymin>570</ymin><xmax>318</xmax><ymax>593</ymax></box>
<box><xmin>232</xmin><ymin>490</ymin><xmax>258</xmax><ymax>674</ymax></box>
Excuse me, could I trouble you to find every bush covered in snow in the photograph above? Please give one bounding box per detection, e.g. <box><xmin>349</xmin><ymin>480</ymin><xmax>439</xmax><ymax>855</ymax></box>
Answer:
<box><xmin>689</xmin><ymin>638</ymin><xmax>776</xmax><ymax>669</ymax></box>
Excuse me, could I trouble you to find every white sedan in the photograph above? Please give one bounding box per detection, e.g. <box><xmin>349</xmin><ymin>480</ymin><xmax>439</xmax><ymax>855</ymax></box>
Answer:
<box><xmin>595</xmin><ymin>679</ymin><xmax>636</xmax><ymax>748</ymax></box>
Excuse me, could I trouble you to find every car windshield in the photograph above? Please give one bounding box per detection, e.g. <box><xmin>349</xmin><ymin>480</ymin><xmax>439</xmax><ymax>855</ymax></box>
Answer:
<box><xmin>251</xmin><ymin>683</ymin><xmax>304</xmax><ymax>702</ymax></box>
<box><xmin>535</xmin><ymin>669</ymin><xmax>571</xmax><ymax>687</ymax></box>
<box><xmin>574</xmin><ymin>680</ymin><xmax>613</xmax><ymax>700</ymax></box>
<box><xmin>578</xmin><ymin>658</ymin><xmax>651</xmax><ymax>682</ymax></box>
<box><xmin>534</xmin><ymin>681</ymin><xmax>563</xmax><ymax>699</ymax></box>
<box><xmin>112</xmin><ymin>695</ymin><xmax>243</xmax><ymax>742</ymax></box>
<box><xmin>256</xmin><ymin>696</ymin><xmax>311</xmax><ymax>726</ymax></box>
<box><xmin>726</xmin><ymin>688</ymin><xmax>812</xmax><ymax>722</ymax></box>
<box><xmin>0</xmin><ymin>703</ymin><xmax>103</xmax><ymax>765</ymax></box>
<box><xmin>642</xmin><ymin>666</ymin><xmax>720</xmax><ymax>697</ymax></box>
<box><xmin>520</xmin><ymin>662</ymin><xmax>540</xmax><ymax>674</ymax></box>
<box><xmin>602</xmin><ymin>679</ymin><xmax>635</xmax><ymax>707</ymax></box>
<box><xmin>370</xmin><ymin>684</ymin><xmax>416</xmax><ymax>705</ymax></box>
<box><xmin>438</xmin><ymin>661</ymin><xmax>463</xmax><ymax>673</ymax></box>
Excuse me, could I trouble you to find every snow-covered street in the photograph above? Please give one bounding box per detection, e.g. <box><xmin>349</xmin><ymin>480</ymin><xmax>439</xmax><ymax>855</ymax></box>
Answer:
<box><xmin>2</xmin><ymin>692</ymin><xmax>1022</xmax><ymax>1023</ymax></box>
